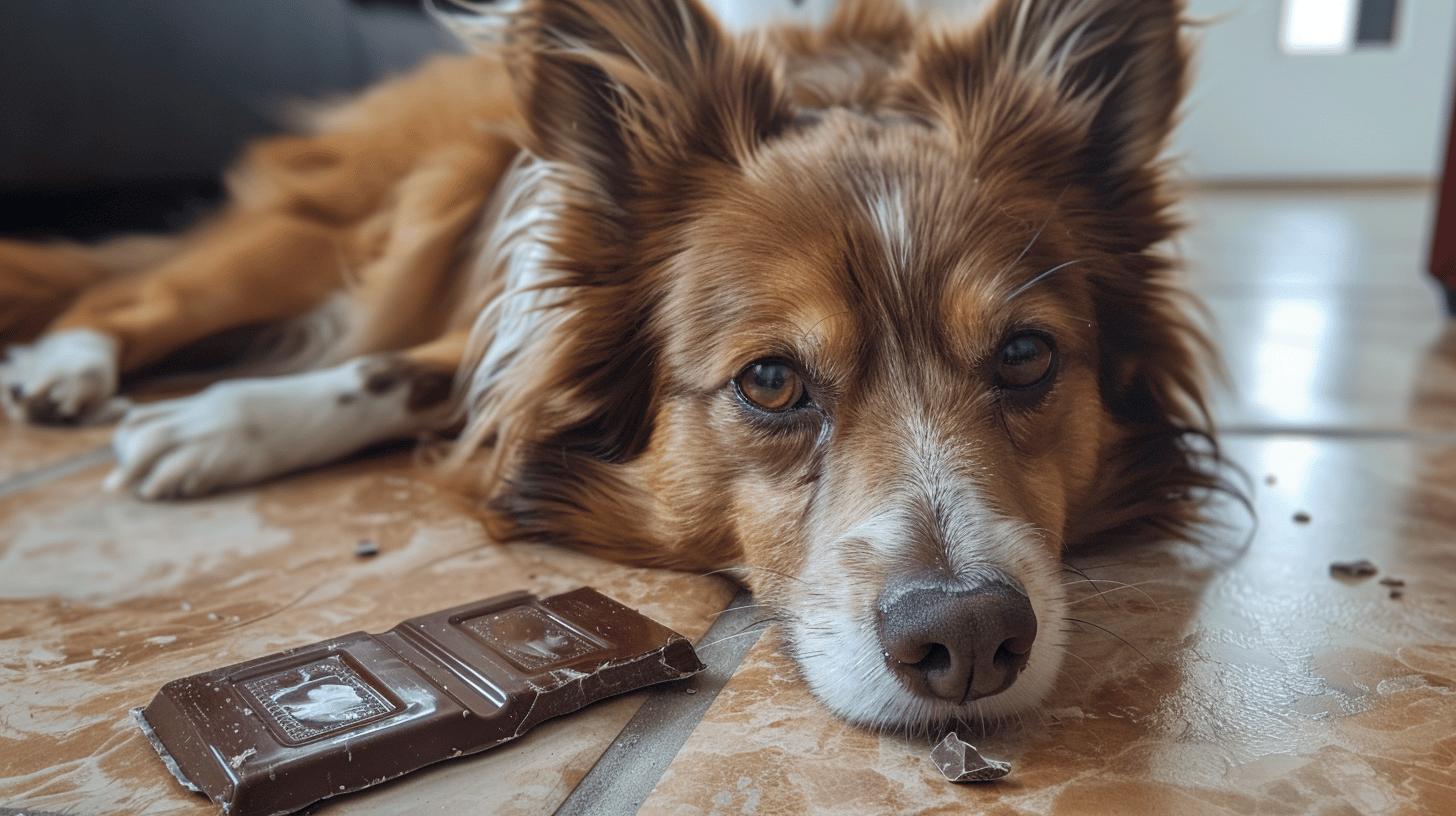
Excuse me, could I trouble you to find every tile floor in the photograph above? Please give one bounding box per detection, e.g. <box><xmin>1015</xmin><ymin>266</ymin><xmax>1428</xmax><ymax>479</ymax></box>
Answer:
<box><xmin>2</xmin><ymin>186</ymin><xmax>1454</xmax><ymax>815</ymax></box>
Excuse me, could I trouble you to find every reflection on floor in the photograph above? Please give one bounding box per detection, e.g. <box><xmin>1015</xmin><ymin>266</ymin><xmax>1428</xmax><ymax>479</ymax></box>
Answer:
<box><xmin>2</xmin><ymin>186</ymin><xmax>1453</xmax><ymax>815</ymax></box>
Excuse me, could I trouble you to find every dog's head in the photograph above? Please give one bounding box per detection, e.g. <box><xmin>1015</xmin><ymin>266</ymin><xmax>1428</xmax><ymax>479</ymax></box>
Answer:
<box><xmin>466</xmin><ymin>0</ymin><xmax>1221</xmax><ymax>728</ymax></box>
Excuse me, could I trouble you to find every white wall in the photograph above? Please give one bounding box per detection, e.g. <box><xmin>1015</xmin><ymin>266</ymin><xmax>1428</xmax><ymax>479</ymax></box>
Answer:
<box><xmin>703</xmin><ymin>0</ymin><xmax>1455</xmax><ymax>182</ymax></box>
<box><xmin>1177</xmin><ymin>0</ymin><xmax>1456</xmax><ymax>181</ymax></box>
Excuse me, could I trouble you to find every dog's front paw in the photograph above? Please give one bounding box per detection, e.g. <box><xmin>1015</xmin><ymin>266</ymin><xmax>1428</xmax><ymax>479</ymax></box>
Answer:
<box><xmin>104</xmin><ymin>364</ymin><xmax>412</xmax><ymax>500</ymax></box>
<box><xmin>1</xmin><ymin>329</ymin><xmax>125</xmax><ymax>424</ymax></box>
<box><xmin>105</xmin><ymin>383</ymin><xmax>299</xmax><ymax>500</ymax></box>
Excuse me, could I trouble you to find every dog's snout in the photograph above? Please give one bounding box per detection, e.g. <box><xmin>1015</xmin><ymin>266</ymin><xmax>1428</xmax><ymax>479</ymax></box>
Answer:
<box><xmin>878</xmin><ymin>577</ymin><xmax>1037</xmax><ymax>703</ymax></box>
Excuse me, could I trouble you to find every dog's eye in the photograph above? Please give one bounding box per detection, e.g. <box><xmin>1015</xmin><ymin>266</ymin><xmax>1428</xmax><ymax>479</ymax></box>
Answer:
<box><xmin>734</xmin><ymin>360</ymin><xmax>806</xmax><ymax>412</ymax></box>
<box><xmin>995</xmin><ymin>333</ymin><xmax>1055</xmax><ymax>389</ymax></box>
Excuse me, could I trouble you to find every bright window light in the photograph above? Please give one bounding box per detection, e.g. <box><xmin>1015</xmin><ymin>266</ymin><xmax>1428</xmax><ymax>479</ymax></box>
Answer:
<box><xmin>1281</xmin><ymin>0</ymin><xmax>1358</xmax><ymax>54</ymax></box>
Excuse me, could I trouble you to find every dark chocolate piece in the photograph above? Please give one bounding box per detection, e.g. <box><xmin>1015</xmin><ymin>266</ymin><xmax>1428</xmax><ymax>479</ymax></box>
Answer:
<box><xmin>1329</xmin><ymin>558</ymin><xmax>1378</xmax><ymax>578</ymax></box>
<box><xmin>134</xmin><ymin>588</ymin><xmax>703</xmax><ymax>816</ymax></box>
<box><xmin>930</xmin><ymin>732</ymin><xmax>1011</xmax><ymax>783</ymax></box>
<box><xmin>1292</xmin><ymin>511</ymin><xmax>1312</xmax><ymax>524</ymax></box>
<box><xmin>1378</xmin><ymin>576</ymin><xmax>1405</xmax><ymax>588</ymax></box>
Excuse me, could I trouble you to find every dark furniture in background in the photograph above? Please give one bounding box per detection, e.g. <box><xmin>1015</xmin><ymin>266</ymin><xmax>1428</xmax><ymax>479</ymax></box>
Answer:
<box><xmin>0</xmin><ymin>0</ymin><xmax>456</xmax><ymax>240</ymax></box>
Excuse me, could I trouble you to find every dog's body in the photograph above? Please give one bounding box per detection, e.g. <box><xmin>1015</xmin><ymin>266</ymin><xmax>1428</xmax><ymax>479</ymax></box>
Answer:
<box><xmin>0</xmin><ymin>0</ymin><xmax>1222</xmax><ymax>728</ymax></box>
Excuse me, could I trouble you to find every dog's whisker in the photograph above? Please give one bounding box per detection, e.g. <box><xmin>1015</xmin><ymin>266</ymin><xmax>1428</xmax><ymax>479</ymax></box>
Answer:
<box><xmin>707</xmin><ymin>602</ymin><xmax>774</xmax><ymax>619</ymax></box>
<box><xmin>996</xmin><ymin>184</ymin><xmax>1068</xmax><ymax>282</ymax></box>
<box><xmin>1060</xmin><ymin>648</ymin><xmax>1098</xmax><ymax>675</ymax></box>
<box><xmin>1065</xmin><ymin>559</ymin><xmax>1146</xmax><ymax>572</ymax></box>
<box><xmin>1005</xmin><ymin>258</ymin><xmax>1089</xmax><ymax>303</ymax></box>
<box><xmin>695</xmin><ymin>622</ymin><xmax>775</xmax><ymax>653</ymax></box>
<box><xmin>702</xmin><ymin>564</ymin><xmax>808</xmax><ymax>586</ymax></box>
<box><xmin>1061</xmin><ymin>577</ymin><xmax>1160</xmax><ymax>609</ymax></box>
<box><xmin>1059</xmin><ymin>563</ymin><xmax>1119</xmax><ymax>609</ymax></box>
<box><xmin>1063</xmin><ymin>616</ymin><xmax>1155</xmax><ymax>667</ymax></box>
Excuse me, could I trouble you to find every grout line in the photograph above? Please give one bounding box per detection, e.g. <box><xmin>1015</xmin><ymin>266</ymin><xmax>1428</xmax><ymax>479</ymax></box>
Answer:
<box><xmin>0</xmin><ymin>445</ymin><xmax>114</xmax><ymax>499</ymax></box>
<box><xmin>554</xmin><ymin>588</ymin><xmax>764</xmax><ymax>816</ymax></box>
<box><xmin>1219</xmin><ymin>426</ymin><xmax>1456</xmax><ymax>443</ymax></box>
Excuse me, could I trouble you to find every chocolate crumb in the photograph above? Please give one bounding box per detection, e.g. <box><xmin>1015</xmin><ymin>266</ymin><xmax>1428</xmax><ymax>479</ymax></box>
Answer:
<box><xmin>931</xmin><ymin>732</ymin><xmax>1010</xmax><ymax>783</ymax></box>
<box><xmin>1378</xmin><ymin>576</ymin><xmax>1405</xmax><ymax>587</ymax></box>
<box><xmin>354</xmin><ymin>539</ymin><xmax>380</xmax><ymax>558</ymax></box>
<box><xmin>1264</xmin><ymin>474</ymin><xmax>1277</xmax><ymax>486</ymax></box>
<box><xmin>1389</xmin><ymin>588</ymin><xmax>1404</xmax><ymax>600</ymax></box>
<box><xmin>1292</xmin><ymin>511</ymin><xmax>1311</xmax><ymax>524</ymax></box>
<box><xmin>1329</xmin><ymin>559</ymin><xmax>1377</xmax><ymax>579</ymax></box>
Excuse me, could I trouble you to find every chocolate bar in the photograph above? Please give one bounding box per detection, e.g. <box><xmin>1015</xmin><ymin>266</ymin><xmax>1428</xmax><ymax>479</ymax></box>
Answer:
<box><xmin>133</xmin><ymin>588</ymin><xmax>704</xmax><ymax>816</ymax></box>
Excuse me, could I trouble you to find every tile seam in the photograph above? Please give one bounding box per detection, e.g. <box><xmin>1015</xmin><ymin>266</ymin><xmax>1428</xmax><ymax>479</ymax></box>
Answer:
<box><xmin>0</xmin><ymin>445</ymin><xmax>114</xmax><ymax>500</ymax></box>
<box><xmin>553</xmin><ymin>588</ymin><xmax>764</xmax><ymax>816</ymax></box>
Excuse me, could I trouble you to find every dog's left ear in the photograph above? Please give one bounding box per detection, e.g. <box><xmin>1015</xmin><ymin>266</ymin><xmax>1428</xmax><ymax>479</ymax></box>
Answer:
<box><xmin>507</xmin><ymin>0</ymin><xmax>793</xmax><ymax>208</ymax></box>
<box><xmin>909</xmin><ymin>0</ymin><xmax>1186</xmax><ymax>202</ymax></box>
<box><xmin>458</xmin><ymin>1</ymin><xmax>796</xmax><ymax>548</ymax></box>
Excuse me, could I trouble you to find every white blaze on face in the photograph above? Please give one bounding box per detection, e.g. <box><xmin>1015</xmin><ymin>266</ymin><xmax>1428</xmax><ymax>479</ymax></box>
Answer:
<box><xmin>784</xmin><ymin>411</ymin><xmax>1067</xmax><ymax>729</ymax></box>
<box><xmin>869</xmin><ymin>184</ymin><xmax>913</xmax><ymax>278</ymax></box>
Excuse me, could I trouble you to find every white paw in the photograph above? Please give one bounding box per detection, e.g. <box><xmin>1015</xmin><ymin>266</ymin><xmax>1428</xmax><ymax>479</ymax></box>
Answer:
<box><xmin>106</xmin><ymin>363</ymin><xmax>419</xmax><ymax>500</ymax></box>
<box><xmin>0</xmin><ymin>329</ymin><xmax>126</xmax><ymax>424</ymax></box>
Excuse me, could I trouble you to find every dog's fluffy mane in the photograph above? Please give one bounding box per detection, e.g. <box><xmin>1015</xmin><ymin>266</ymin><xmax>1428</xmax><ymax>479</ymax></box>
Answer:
<box><xmin>432</xmin><ymin>0</ymin><xmax>1234</xmax><ymax>568</ymax></box>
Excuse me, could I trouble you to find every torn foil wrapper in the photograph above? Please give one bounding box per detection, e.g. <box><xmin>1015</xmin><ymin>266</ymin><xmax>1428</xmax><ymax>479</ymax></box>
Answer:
<box><xmin>930</xmin><ymin>732</ymin><xmax>1011</xmax><ymax>783</ymax></box>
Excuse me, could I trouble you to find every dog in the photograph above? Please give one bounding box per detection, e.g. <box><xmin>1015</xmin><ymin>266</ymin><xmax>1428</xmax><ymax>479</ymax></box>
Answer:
<box><xmin>0</xmin><ymin>0</ymin><xmax>1225</xmax><ymax>728</ymax></box>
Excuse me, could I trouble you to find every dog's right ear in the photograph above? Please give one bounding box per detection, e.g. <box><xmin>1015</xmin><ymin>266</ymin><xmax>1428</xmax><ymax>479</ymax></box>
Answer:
<box><xmin>906</xmin><ymin>0</ymin><xmax>1187</xmax><ymax>209</ymax></box>
<box><xmin>506</xmin><ymin>0</ymin><xmax>792</xmax><ymax>208</ymax></box>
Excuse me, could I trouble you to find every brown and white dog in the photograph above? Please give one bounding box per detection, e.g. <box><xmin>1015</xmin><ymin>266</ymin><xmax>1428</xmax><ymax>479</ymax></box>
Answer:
<box><xmin>0</xmin><ymin>0</ymin><xmax>1225</xmax><ymax>728</ymax></box>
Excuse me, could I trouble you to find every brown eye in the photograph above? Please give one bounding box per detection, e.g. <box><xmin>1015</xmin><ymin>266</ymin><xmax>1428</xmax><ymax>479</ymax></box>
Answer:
<box><xmin>735</xmin><ymin>360</ymin><xmax>806</xmax><ymax>412</ymax></box>
<box><xmin>996</xmin><ymin>333</ymin><xmax>1055</xmax><ymax>390</ymax></box>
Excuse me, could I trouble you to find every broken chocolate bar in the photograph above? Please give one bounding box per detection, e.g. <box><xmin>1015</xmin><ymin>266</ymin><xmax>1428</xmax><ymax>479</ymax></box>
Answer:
<box><xmin>134</xmin><ymin>588</ymin><xmax>703</xmax><ymax>816</ymax></box>
<box><xmin>930</xmin><ymin>732</ymin><xmax>1011</xmax><ymax>783</ymax></box>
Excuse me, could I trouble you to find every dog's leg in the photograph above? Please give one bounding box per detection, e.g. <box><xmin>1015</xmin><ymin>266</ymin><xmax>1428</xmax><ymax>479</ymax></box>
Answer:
<box><xmin>0</xmin><ymin>235</ymin><xmax>183</xmax><ymax>343</ymax></box>
<box><xmin>0</xmin><ymin>215</ymin><xmax>345</xmax><ymax>424</ymax></box>
<box><xmin>106</xmin><ymin>329</ymin><xmax>468</xmax><ymax>499</ymax></box>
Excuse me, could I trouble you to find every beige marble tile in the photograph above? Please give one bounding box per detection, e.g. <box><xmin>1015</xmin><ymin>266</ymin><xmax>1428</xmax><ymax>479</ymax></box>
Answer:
<box><xmin>4</xmin><ymin>185</ymin><xmax>1454</xmax><ymax>815</ymax></box>
<box><xmin>1202</xmin><ymin>294</ymin><xmax>1455</xmax><ymax>433</ymax></box>
<box><xmin>0</xmin><ymin>418</ymin><xmax>111</xmax><ymax>483</ymax></box>
<box><xmin>0</xmin><ymin>377</ymin><xmax>253</xmax><ymax>485</ymax></box>
<box><xmin>1179</xmin><ymin>187</ymin><xmax>1436</xmax><ymax>294</ymax></box>
<box><xmin>1177</xmin><ymin>187</ymin><xmax>1456</xmax><ymax>433</ymax></box>
<box><xmin>639</xmin><ymin>437</ymin><xmax>1456</xmax><ymax>816</ymax></box>
<box><xmin>0</xmin><ymin>452</ymin><xmax>734</xmax><ymax>815</ymax></box>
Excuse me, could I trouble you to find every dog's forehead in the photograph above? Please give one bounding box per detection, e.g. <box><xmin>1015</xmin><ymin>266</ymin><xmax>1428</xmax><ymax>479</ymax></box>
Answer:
<box><xmin>671</xmin><ymin>116</ymin><xmax>1078</xmax><ymax>378</ymax></box>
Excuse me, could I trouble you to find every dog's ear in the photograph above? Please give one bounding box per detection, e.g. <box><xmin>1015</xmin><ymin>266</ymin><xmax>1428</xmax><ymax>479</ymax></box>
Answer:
<box><xmin>508</xmin><ymin>0</ymin><xmax>792</xmax><ymax>204</ymax></box>
<box><xmin>908</xmin><ymin>0</ymin><xmax>1186</xmax><ymax>201</ymax></box>
<box><xmin>452</xmin><ymin>1</ymin><xmax>792</xmax><ymax>549</ymax></box>
<box><xmin>823</xmin><ymin>0</ymin><xmax>917</xmax><ymax>55</ymax></box>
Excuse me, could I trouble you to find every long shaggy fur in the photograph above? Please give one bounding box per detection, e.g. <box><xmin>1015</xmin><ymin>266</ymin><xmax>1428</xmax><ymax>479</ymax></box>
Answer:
<box><xmin>0</xmin><ymin>0</ymin><xmax>1235</xmax><ymax>729</ymax></box>
<box><xmin>446</xmin><ymin>0</ymin><xmax>1226</xmax><ymax>563</ymax></box>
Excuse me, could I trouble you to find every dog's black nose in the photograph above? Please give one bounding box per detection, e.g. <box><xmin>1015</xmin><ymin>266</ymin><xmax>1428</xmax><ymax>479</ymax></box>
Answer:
<box><xmin>878</xmin><ymin>576</ymin><xmax>1037</xmax><ymax>703</ymax></box>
